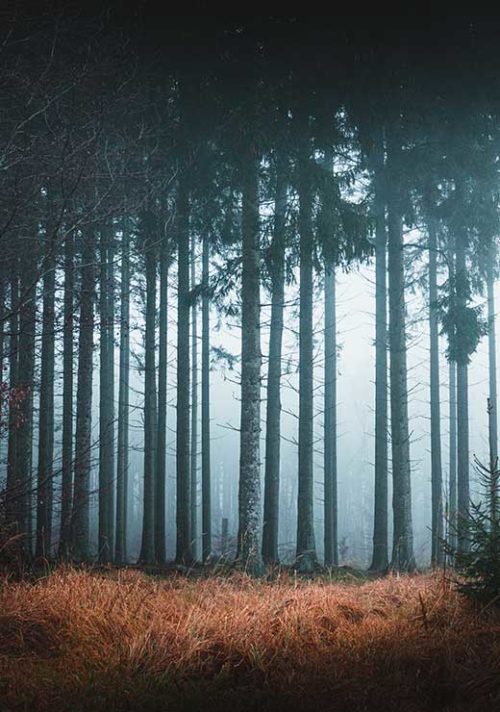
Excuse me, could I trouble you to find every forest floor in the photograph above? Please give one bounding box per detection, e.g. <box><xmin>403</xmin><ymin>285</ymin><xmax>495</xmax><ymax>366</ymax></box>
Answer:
<box><xmin>0</xmin><ymin>567</ymin><xmax>499</xmax><ymax>712</ymax></box>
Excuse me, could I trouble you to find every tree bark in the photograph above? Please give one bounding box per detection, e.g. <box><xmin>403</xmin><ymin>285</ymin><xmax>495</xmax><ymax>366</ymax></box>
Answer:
<box><xmin>369</xmin><ymin>133</ymin><xmax>389</xmax><ymax>572</ymax></box>
<box><xmin>140</xmin><ymin>215</ymin><xmax>157</xmax><ymax>564</ymax></box>
<box><xmin>15</xmin><ymin>232</ymin><xmax>37</xmax><ymax>557</ymax></box>
<box><xmin>59</xmin><ymin>230</ymin><xmax>74</xmax><ymax>558</ymax></box>
<box><xmin>71</xmin><ymin>230</ymin><xmax>95</xmax><ymax>561</ymax></box>
<box><xmin>155</xmin><ymin>226</ymin><xmax>168</xmax><ymax>564</ymax></box>
<box><xmin>176</xmin><ymin>176</ymin><xmax>192</xmax><ymax>564</ymax></box>
<box><xmin>428</xmin><ymin>215</ymin><xmax>444</xmax><ymax>565</ymax></box>
<box><xmin>386</xmin><ymin>126</ymin><xmax>416</xmax><ymax>572</ymax></box>
<box><xmin>190</xmin><ymin>232</ymin><xmax>198</xmax><ymax>559</ymax></box>
<box><xmin>6</xmin><ymin>272</ymin><xmax>20</xmax><ymax>538</ymax></box>
<box><xmin>487</xmin><ymin>244</ymin><xmax>498</xmax><ymax>462</ymax></box>
<box><xmin>201</xmin><ymin>233</ymin><xmax>212</xmax><ymax>562</ymax></box>
<box><xmin>115</xmin><ymin>221</ymin><xmax>130</xmax><ymax>564</ymax></box>
<box><xmin>262</xmin><ymin>144</ymin><xmax>287</xmax><ymax>566</ymax></box>
<box><xmin>36</xmin><ymin>201</ymin><xmax>57</xmax><ymax>558</ymax></box>
<box><xmin>98</xmin><ymin>226</ymin><xmax>115</xmax><ymax>563</ymax></box>
<box><xmin>324</xmin><ymin>260</ymin><xmax>338</xmax><ymax>567</ymax></box>
<box><xmin>296</xmin><ymin>112</ymin><xmax>318</xmax><ymax>573</ymax></box>
<box><xmin>237</xmin><ymin>150</ymin><xmax>264</xmax><ymax>576</ymax></box>
<box><xmin>455</xmin><ymin>222</ymin><xmax>469</xmax><ymax>554</ymax></box>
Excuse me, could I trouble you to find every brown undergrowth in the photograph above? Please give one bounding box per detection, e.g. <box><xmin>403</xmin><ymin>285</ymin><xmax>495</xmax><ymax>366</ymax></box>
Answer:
<box><xmin>0</xmin><ymin>568</ymin><xmax>499</xmax><ymax>711</ymax></box>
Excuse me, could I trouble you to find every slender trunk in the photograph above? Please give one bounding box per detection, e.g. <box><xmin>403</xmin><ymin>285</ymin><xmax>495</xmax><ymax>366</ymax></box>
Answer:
<box><xmin>36</xmin><ymin>207</ymin><xmax>56</xmax><ymax>558</ymax></box>
<box><xmin>428</xmin><ymin>216</ymin><xmax>444</xmax><ymax>565</ymax></box>
<box><xmin>487</xmin><ymin>245</ymin><xmax>498</xmax><ymax>462</ymax></box>
<box><xmin>324</xmin><ymin>260</ymin><xmax>338</xmax><ymax>567</ymax></box>
<box><xmin>115</xmin><ymin>222</ymin><xmax>130</xmax><ymax>564</ymax></box>
<box><xmin>190</xmin><ymin>233</ymin><xmax>198</xmax><ymax>560</ymax></box>
<box><xmin>455</xmin><ymin>224</ymin><xmax>469</xmax><ymax>553</ymax></box>
<box><xmin>237</xmin><ymin>150</ymin><xmax>264</xmax><ymax>576</ymax></box>
<box><xmin>201</xmin><ymin>233</ymin><xmax>212</xmax><ymax>562</ymax></box>
<box><xmin>369</xmin><ymin>133</ymin><xmax>389</xmax><ymax>572</ymax></box>
<box><xmin>296</xmin><ymin>113</ymin><xmax>317</xmax><ymax>573</ymax></box>
<box><xmin>387</xmin><ymin>127</ymin><xmax>415</xmax><ymax>572</ymax></box>
<box><xmin>98</xmin><ymin>227</ymin><xmax>115</xmax><ymax>563</ymax></box>
<box><xmin>140</xmin><ymin>219</ymin><xmax>157</xmax><ymax>563</ymax></box>
<box><xmin>155</xmin><ymin>228</ymin><xmax>168</xmax><ymax>564</ymax></box>
<box><xmin>15</xmin><ymin>233</ymin><xmax>37</xmax><ymax>557</ymax></box>
<box><xmin>176</xmin><ymin>176</ymin><xmax>192</xmax><ymax>564</ymax></box>
<box><xmin>262</xmin><ymin>145</ymin><xmax>287</xmax><ymax>565</ymax></box>
<box><xmin>71</xmin><ymin>230</ymin><xmax>95</xmax><ymax>561</ymax></box>
<box><xmin>449</xmin><ymin>360</ymin><xmax>458</xmax><ymax>551</ymax></box>
<box><xmin>6</xmin><ymin>272</ymin><xmax>19</xmax><ymax>533</ymax></box>
<box><xmin>59</xmin><ymin>231</ymin><xmax>74</xmax><ymax>557</ymax></box>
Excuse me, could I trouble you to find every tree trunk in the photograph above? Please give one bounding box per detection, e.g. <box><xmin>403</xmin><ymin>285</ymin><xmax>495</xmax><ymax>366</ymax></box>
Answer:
<box><xmin>6</xmin><ymin>272</ymin><xmax>20</xmax><ymax>537</ymax></box>
<box><xmin>71</xmin><ymin>230</ymin><xmax>95</xmax><ymax>561</ymax></box>
<box><xmin>155</xmin><ymin>227</ymin><xmax>168</xmax><ymax>564</ymax></box>
<box><xmin>36</xmin><ymin>203</ymin><xmax>57</xmax><ymax>558</ymax></box>
<box><xmin>140</xmin><ymin>217</ymin><xmax>157</xmax><ymax>564</ymax></box>
<box><xmin>323</xmin><ymin>148</ymin><xmax>338</xmax><ymax>569</ymax></box>
<box><xmin>190</xmin><ymin>232</ymin><xmax>198</xmax><ymax>560</ymax></box>
<box><xmin>237</xmin><ymin>150</ymin><xmax>264</xmax><ymax>576</ymax></box>
<box><xmin>296</xmin><ymin>113</ymin><xmax>318</xmax><ymax>573</ymax></box>
<box><xmin>449</xmin><ymin>360</ymin><xmax>458</xmax><ymax>551</ymax></box>
<box><xmin>369</xmin><ymin>133</ymin><xmax>389</xmax><ymax>572</ymax></box>
<box><xmin>262</xmin><ymin>145</ymin><xmax>287</xmax><ymax>566</ymax></box>
<box><xmin>176</xmin><ymin>177</ymin><xmax>192</xmax><ymax>564</ymax></box>
<box><xmin>455</xmin><ymin>225</ymin><xmax>469</xmax><ymax>554</ymax></box>
<box><xmin>59</xmin><ymin>231</ymin><xmax>74</xmax><ymax>558</ymax></box>
<box><xmin>115</xmin><ymin>221</ymin><xmax>130</xmax><ymax>564</ymax></box>
<box><xmin>201</xmin><ymin>233</ymin><xmax>212</xmax><ymax>562</ymax></box>
<box><xmin>386</xmin><ymin>127</ymin><xmax>415</xmax><ymax>572</ymax></box>
<box><xmin>15</xmin><ymin>233</ymin><xmax>37</xmax><ymax>557</ymax></box>
<box><xmin>324</xmin><ymin>260</ymin><xmax>338</xmax><ymax>567</ymax></box>
<box><xmin>487</xmin><ymin>244</ymin><xmax>498</xmax><ymax>462</ymax></box>
<box><xmin>98</xmin><ymin>227</ymin><xmax>115</xmax><ymax>563</ymax></box>
<box><xmin>428</xmin><ymin>215</ymin><xmax>444</xmax><ymax>565</ymax></box>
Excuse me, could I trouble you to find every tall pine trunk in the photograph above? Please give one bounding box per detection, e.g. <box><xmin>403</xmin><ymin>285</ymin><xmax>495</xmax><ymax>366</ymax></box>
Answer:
<box><xmin>98</xmin><ymin>227</ymin><xmax>115</xmax><ymax>563</ymax></box>
<box><xmin>455</xmin><ymin>223</ymin><xmax>469</xmax><ymax>553</ymax></box>
<box><xmin>428</xmin><ymin>215</ymin><xmax>444</xmax><ymax>565</ymax></box>
<box><xmin>237</xmin><ymin>150</ymin><xmax>263</xmax><ymax>576</ymax></box>
<box><xmin>36</xmin><ymin>202</ymin><xmax>57</xmax><ymax>558</ymax></box>
<box><xmin>190</xmin><ymin>233</ymin><xmax>198</xmax><ymax>560</ymax></box>
<box><xmin>59</xmin><ymin>231</ymin><xmax>74</xmax><ymax>557</ymax></box>
<box><xmin>115</xmin><ymin>221</ymin><xmax>130</xmax><ymax>564</ymax></box>
<box><xmin>324</xmin><ymin>259</ymin><xmax>338</xmax><ymax>567</ymax></box>
<box><xmin>201</xmin><ymin>233</ymin><xmax>212</xmax><ymax>562</ymax></box>
<box><xmin>262</xmin><ymin>145</ymin><xmax>287</xmax><ymax>565</ymax></box>
<box><xmin>6</xmin><ymin>272</ymin><xmax>19</xmax><ymax>533</ymax></box>
<box><xmin>323</xmin><ymin>148</ymin><xmax>338</xmax><ymax>568</ymax></box>
<box><xmin>176</xmin><ymin>176</ymin><xmax>192</xmax><ymax>564</ymax></box>
<box><xmin>386</xmin><ymin>126</ymin><xmax>415</xmax><ymax>572</ymax></box>
<box><xmin>15</xmin><ymin>232</ymin><xmax>37</xmax><ymax>557</ymax></box>
<box><xmin>487</xmin><ymin>244</ymin><xmax>498</xmax><ymax>462</ymax></box>
<box><xmin>140</xmin><ymin>217</ymin><xmax>157</xmax><ymax>564</ymax></box>
<box><xmin>71</xmin><ymin>230</ymin><xmax>95</xmax><ymax>561</ymax></box>
<box><xmin>155</xmin><ymin>227</ymin><xmax>168</xmax><ymax>564</ymax></box>
<box><xmin>369</xmin><ymin>132</ymin><xmax>389</xmax><ymax>572</ymax></box>
<box><xmin>449</xmin><ymin>360</ymin><xmax>458</xmax><ymax>551</ymax></box>
<box><xmin>296</xmin><ymin>113</ymin><xmax>318</xmax><ymax>573</ymax></box>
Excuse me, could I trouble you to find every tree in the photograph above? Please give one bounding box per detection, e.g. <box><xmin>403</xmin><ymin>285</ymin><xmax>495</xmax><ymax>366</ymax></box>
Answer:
<box><xmin>237</xmin><ymin>146</ymin><xmax>264</xmax><ymax>576</ymax></box>
<box><xmin>71</xmin><ymin>229</ymin><xmax>95</xmax><ymax>561</ymax></box>
<box><xmin>386</xmin><ymin>118</ymin><xmax>416</xmax><ymax>572</ymax></box>
<box><xmin>295</xmin><ymin>106</ymin><xmax>318</xmax><ymax>573</ymax></box>
<box><xmin>115</xmin><ymin>218</ymin><xmax>130</xmax><ymax>564</ymax></box>
<box><xmin>262</xmin><ymin>132</ymin><xmax>288</xmax><ymax>566</ymax></box>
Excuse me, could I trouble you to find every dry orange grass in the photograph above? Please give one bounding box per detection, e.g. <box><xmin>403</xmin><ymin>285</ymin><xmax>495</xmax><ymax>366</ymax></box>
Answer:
<box><xmin>0</xmin><ymin>568</ymin><xmax>499</xmax><ymax>711</ymax></box>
